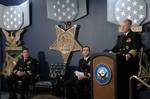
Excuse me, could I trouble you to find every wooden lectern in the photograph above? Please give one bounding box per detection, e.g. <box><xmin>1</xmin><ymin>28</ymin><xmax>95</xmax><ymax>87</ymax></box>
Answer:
<box><xmin>91</xmin><ymin>53</ymin><xmax>119</xmax><ymax>99</ymax></box>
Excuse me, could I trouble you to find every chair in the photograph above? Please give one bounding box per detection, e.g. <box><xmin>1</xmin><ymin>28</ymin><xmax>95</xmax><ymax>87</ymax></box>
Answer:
<box><xmin>129</xmin><ymin>48</ymin><xmax>150</xmax><ymax>99</ymax></box>
<box><xmin>34</xmin><ymin>81</ymin><xmax>53</xmax><ymax>94</ymax></box>
<box><xmin>34</xmin><ymin>63</ymin><xmax>66</xmax><ymax>97</ymax></box>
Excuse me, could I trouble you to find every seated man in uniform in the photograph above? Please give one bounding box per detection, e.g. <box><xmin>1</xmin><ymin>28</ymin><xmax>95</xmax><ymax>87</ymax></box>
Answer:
<box><xmin>111</xmin><ymin>19</ymin><xmax>142</xmax><ymax>99</ymax></box>
<box><xmin>8</xmin><ymin>47</ymin><xmax>36</xmax><ymax>99</ymax></box>
<box><xmin>65</xmin><ymin>46</ymin><xmax>91</xmax><ymax>99</ymax></box>
<box><xmin>75</xmin><ymin>46</ymin><xmax>91</xmax><ymax>81</ymax></box>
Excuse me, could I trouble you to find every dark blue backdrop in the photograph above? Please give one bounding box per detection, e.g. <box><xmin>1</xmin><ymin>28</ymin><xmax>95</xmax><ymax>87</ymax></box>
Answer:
<box><xmin>0</xmin><ymin>0</ymin><xmax>26</xmax><ymax>5</ymax></box>
<box><xmin>0</xmin><ymin>0</ymin><xmax>150</xmax><ymax>80</ymax></box>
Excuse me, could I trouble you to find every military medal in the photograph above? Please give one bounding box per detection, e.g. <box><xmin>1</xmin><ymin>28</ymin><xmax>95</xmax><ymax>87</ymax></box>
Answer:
<box><xmin>126</xmin><ymin>38</ymin><xmax>132</xmax><ymax>43</ymax></box>
<box><xmin>126</xmin><ymin>46</ymin><xmax>129</xmax><ymax>50</ymax></box>
<box><xmin>27</xmin><ymin>61</ymin><xmax>31</xmax><ymax>65</ymax></box>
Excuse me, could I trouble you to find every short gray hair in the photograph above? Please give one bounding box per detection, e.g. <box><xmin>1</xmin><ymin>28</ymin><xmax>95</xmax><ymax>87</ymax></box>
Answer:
<box><xmin>123</xmin><ymin>19</ymin><xmax>132</xmax><ymax>26</ymax></box>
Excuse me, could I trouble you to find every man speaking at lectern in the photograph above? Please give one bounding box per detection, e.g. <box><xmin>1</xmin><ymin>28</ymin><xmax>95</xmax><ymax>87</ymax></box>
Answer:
<box><xmin>112</xmin><ymin>19</ymin><xmax>142</xmax><ymax>75</ymax></box>
<box><xmin>111</xmin><ymin>19</ymin><xmax>142</xmax><ymax>99</ymax></box>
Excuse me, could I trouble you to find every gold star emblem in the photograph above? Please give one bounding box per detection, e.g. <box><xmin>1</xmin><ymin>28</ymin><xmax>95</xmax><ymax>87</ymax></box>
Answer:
<box><xmin>49</xmin><ymin>25</ymin><xmax>82</xmax><ymax>64</ymax></box>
